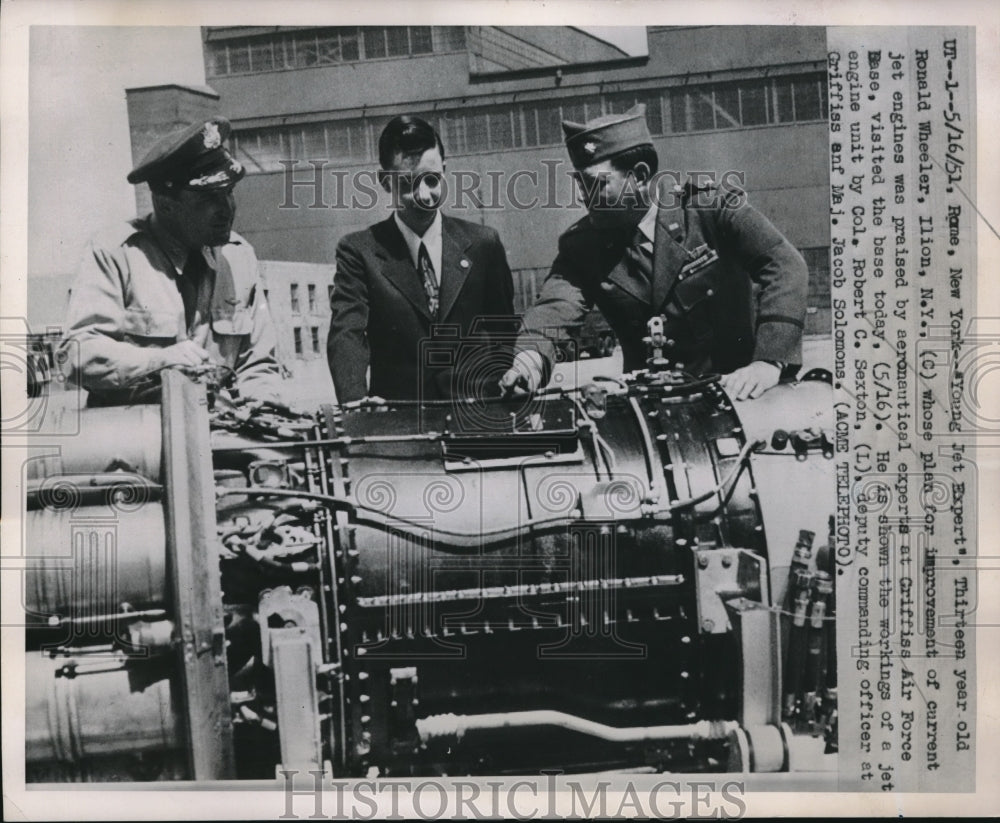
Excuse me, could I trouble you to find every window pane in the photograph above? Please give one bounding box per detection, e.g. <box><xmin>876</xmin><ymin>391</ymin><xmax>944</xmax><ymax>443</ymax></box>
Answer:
<box><xmin>317</xmin><ymin>33</ymin><xmax>341</xmax><ymax>64</ymax></box>
<box><xmin>488</xmin><ymin>110</ymin><xmax>515</xmax><ymax>150</ymax></box>
<box><xmin>465</xmin><ymin>112</ymin><xmax>489</xmax><ymax>153</ymax></box>
<box><xmin>605</xmin><ymin>93</ymin><xmax>635</xmax><ymax>115</ymax></box>
<box><xmin>275</xmin><ymin>36</ymin><xmax>295</xmax><ymax>69</ymax></box>
<box><xmin>250</xmin><ymin>39</ymin><xmax>275</xmax><ymax>72</ymax></box>
<box><xmin>308</xmin><ymin>284</ymin><xmax>317</xmax><ymax>312</ymax></box>
<box><xmin>774</xmin><ymin>78</ymin><xmax>794</xmax><ymax>122</ymax></box>
<box><xmin>229</xmin><ymin>42</ymin><xmax>250</xmax><ymax>73</ymax></box>
<box><xmin>207</xmin><ymin>44</ymin><xmax>229</xmax><ymax>76</ymax></box>
<box><xmin>522</xmin><ymin>108</ymin><xmax>538</xmax><ymax>146</ymax></box>
<box><xmin>581</xmin><ymin>97</ymin><xmax>604</xmax><ymax>121</ymax></box>
<box><xmin>235</xmin><ymin>129</ymin><xmax>286</xmax><ymax>172</ymax></box>
<box><xmin>439</xmin><ymin>116</ymin><xmax>466</xmax><ymax>155</ymax></box>
<box><xmin>560</xmin><ymin>101</ymin><xmax>586</xmax><ymax>125</ymax></box>
<box><xmin>690</xmin><ymin>90</ymin><xmax>715</xmax><ymax>131</ymax></box>
<box><xmin>740</xmin><ymin>81</ymin><xmax>768</xmax><ymax>126</ymax></box>
<box><xmin>642</xmin><ymin>93</ymin><xmax>664</xmax><ymax>134</ymax></box>
<box><xmin>349</xmin><ymin>121</ymin><xmax>370</xmax><ymax>162</ymax></box>
<box><xmin>669</xmin><ymin>91</ymin><xmax>688</xmax><ymax>133</ymax></box>
<box><xmin>714</xmin><ymin>85</ymin><xmax>740</xmax><ymax>129</ymax></box>
<box><xmin>290</xmin><ymin>284</ymin><xmax>300</xmax><ymax>313</ymax></box>
<box><xmin>286</xmin><ymin>129</ymin><xmax>305</xmax><ymax>160</ymax></box>
<box><xmin>327</xmin><ymin>122</ymin><xmax>350</xmax><ymax>162</ymax></box>
<box><xmin>793</xmin><ymin>77</ymin><xmax>822</xmax><ymax>120</ymax></box>
<box><xmin>434</xmin><ymin>26</ymin><xmax>466</xmax><ymax>51</ymax></box>
<box><xmin>535</xmin><ymin>102</ymin><xmax>563</xmax><ymax>145</ymax></box>
<box><xmin>302</xmin><ymin>124</ymin><xmax>326</xmax><ymax>158</ymax></box>
<box><xmin>386</xmin><ymin>27</ymin><xmax>409</xmax><ymax>57</ymax></box>
<box><xmin>363</xmin><ymin>27</ymin><xmax>387</xmax><ymax>59</ymax></box>
<box><xmin>410</xmin><ymin>26</ymin><xmax>433</xmax><ymax>54</ymax></box>
<box><xmin>340</xmin><ymin>28</ymin><xmax>360</xmax><ymax>61</ymax></box>
<box><xmin>296</xmin><ymin>34</ymin><xmax>319</xmax><ymax>67</ymax></box>
<box><xmin>293</xmin><ymin>328</ymin><xmax>302</xmax><ymax>355</ymax></box>
<box><xmin>311</xmin><ymin>327</ymin><xmax>320</xmax><ymax>353</ymax></box>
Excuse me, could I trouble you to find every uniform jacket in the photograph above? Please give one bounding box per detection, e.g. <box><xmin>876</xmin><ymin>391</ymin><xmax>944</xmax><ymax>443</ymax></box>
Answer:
<box><xmin>59</xmin><ymin>216</ymin><xmax>282</xmax><ymax>405</ymax></box>
<box><xmin>327</xmin><ymin>215</ymin><xmax>515</xmax><ymax>403</ymax></box>
<box><xmin>518</xmin><ymin>183</ymin><xmax>809</xmax><ymax>377</ymax></box>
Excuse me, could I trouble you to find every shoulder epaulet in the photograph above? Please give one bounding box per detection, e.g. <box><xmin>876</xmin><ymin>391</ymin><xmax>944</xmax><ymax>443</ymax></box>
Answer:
<box><xmin>678</xmin><ymin>178</ymin><xmax>748</xmax><ymax>210</ymax></box>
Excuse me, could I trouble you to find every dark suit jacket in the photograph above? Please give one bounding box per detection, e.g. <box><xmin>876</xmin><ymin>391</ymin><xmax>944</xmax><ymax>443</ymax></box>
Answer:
<box><xmin>328</xmin><ymin>215</ymin><xmax>516</xmax><ymax>403</ymax></box>
<box><xmin>518</xmin><ymin>183</ymin><xmax>809</xmax><ymax>376</ymax></box>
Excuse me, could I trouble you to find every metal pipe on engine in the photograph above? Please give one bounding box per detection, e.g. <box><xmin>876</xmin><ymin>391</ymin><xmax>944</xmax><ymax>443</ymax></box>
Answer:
<box><xmin>416</xmin><ymin>711</ymin><xmax>738</xmax><ymax>745</ymax></box>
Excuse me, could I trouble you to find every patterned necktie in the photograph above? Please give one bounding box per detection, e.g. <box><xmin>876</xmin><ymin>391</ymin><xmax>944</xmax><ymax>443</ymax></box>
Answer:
<box><xmin>417</xmin><ymin>241</ymin><xmax>439</xmax><ymax>320</ymax></box>
<box><xmin>179</xmin><ymin>251</ymin><xmax>206</xmax><ymax>332</ymax></box>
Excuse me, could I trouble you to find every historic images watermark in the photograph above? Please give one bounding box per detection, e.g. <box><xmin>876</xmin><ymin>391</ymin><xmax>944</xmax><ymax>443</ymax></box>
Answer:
<box><xmin>276</xmin><ymin>772</ymin><xmax>747</xmax><ymax>820</ymax></box>
<box><xmin>275</xmin><ymin>160</ymin><xmax>749</xmax><ymax>212</ymax></box>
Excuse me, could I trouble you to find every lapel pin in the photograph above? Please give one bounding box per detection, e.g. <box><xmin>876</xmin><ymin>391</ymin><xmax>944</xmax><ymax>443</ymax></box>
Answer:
<box><xmin>460</xmin><ymin>259</ymin><xmax>470</xmax><ymax>268</ymax></box>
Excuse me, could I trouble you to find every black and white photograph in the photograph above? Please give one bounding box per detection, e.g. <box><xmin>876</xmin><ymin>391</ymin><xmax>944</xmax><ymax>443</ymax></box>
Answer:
<box><xmin>1</xmin><ymin>1</ymin><xmax>997</xmax><ymax>818</ymax></box>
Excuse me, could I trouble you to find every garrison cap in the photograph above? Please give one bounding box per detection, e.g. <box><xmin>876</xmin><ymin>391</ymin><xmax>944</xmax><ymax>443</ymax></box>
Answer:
<box><xmin>127</xmin><ymin>116</ymin><xmax>245</xmax><ymax>191</ymax></box>
<box><xmin>562</xmin><ymin>104</ymin><xmax>654</xmax><ymax>169</ymax></box>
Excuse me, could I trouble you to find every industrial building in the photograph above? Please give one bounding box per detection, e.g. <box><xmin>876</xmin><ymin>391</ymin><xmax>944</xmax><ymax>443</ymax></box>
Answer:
<box><xmin>199</xmin><ymin>26</ymin><xmax>831</xmax><ymax>351</ymax></box>
<box><xmin>38</xmin><ymin>26</ymin><xmax>831</xmax><ymax>400</ymax></box>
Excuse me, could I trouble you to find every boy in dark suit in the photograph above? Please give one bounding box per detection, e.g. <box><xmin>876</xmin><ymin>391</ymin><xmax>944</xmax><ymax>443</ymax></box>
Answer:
<box><xmin>327</xmin><ymin>116</ymin><xmax>515</xmax><ymax>403</ymax></box>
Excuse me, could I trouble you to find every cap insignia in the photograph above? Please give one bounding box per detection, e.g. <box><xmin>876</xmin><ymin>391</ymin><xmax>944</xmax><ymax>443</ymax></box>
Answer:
<box><xmin>190</xmin><ymin>169</ymin><xmax>230</xmax><ymax>187</ymax></box>
<box><xmin>583</xmin><ymin>141</ymin><xmax>597</xmax><ymax>155</ymax></box>
<box><xmin>202</xmin><ymin>122</ymin><xmax>222</xmax><ymax>149</ymax></box>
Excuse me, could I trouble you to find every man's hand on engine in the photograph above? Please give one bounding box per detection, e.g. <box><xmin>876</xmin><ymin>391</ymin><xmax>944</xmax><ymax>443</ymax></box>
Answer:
<box><xmin>150</xmin><ymin>340</ymin><xmax>213</xmax><ymax>371</ymax></box>
<box><xmin>720</xmin><ymin>360</ymin><xmax>781</xmax><ymax>401</ymax></box>
<box><xmin>499</xmin><ymin>350</ymin><xmax>547</xmax><ymax>396</ymax></box>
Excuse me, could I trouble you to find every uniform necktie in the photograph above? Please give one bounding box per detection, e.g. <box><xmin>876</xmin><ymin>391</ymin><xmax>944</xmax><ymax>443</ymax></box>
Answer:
<box><xmin>625</xmin><ymin>227</ymin><xmax>654</xmax><ymax>285</ymax></box>
<box><xmin>179</xmin><ymin>251</ymin><xmax>207</xmax><ymax>332</ymax></box>
<box><xmin>417</xmin><ymin>241</ymin><xmax>439</xmax><ymax>320</ymax></box>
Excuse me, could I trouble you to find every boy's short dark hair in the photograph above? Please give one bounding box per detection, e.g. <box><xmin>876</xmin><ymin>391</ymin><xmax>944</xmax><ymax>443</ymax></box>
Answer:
<box><xmin>378</xmin><ymin>115</ymin><xmax>446</xmax><ymax>170</ymax></box>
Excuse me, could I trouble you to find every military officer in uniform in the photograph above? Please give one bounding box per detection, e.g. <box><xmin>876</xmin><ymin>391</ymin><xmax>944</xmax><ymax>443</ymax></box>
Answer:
<box><xmin>59</xmin><ymin>116</ymin><xmax>283</xmax><ymax>406</ymax></box>
<box><xmin>500</xmin><ymin>105</ymin><xmax>808</xmax><ymax>400</ymax></box>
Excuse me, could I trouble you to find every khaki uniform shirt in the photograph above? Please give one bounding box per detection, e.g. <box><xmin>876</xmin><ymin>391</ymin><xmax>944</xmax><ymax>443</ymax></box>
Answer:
<box><xmin>59</xmin><ymin>215</ymin><xmax>282</xmax><ymax>405</ymax></box>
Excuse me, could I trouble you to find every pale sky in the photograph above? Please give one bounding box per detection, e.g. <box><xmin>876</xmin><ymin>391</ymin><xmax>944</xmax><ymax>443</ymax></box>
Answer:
<box><xmin>29</xmin><ymin>26</ymin><xmax>205</xmax><ymax>284</ymax></box>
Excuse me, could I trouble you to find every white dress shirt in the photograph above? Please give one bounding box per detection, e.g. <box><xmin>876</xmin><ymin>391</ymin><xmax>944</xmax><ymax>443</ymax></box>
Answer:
<box><xmin>636</xmin><ymin>202</ymin><xmax>658</xmax><ymax>253</ymax></box>
<box><xmin>394</xmin><ymin>211</ymin><xmax>443</xmax><ymax>286</ymax></box>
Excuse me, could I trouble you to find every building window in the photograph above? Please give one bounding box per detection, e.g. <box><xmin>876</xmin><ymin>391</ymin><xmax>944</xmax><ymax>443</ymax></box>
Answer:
<box><xmin>665</xmin><ymin>74</ymin><xmax>828</xmax><ymax>133</ymax></box>
<box><xmin>433</xmin><ymin>26</ymin><xmax>466</xmax><ymax>52</ymax></box>
<box><xmin>739</xmin><ymin>81</ymin><xmax>770</xmax><ymax>126</ymax></box>
<box><xmin>232</xmin><ymin>71</ymin><xmax>828</xmax><ymax>172</ymax></box>
<box><xmin>328</xmin><ymin>284</ymin><xmax>335</xmax><ymax>308</ymax></box>
<box><xmin>411</xmin><ymin>27</ymin><xmax>434</xmax><ymax>54</ymax></box>
<box><xmin>290</xmin><ymin>283</ymin><xmax>300</xmax><ymax>313</ymax></box>
<box><xmin>205</xmin><ymin>26</ymin><xmax>460</xmax><ymax>77</ymax></box>
<box><xmin>293</xmin><ymin>327</ymin><xmax>303</xmax><ymax>356</ymax></box>
<box><xmin>311</xmin><ymin>327</ymin><xmax>321</xmax><ymax>354</ymax></box>
<box><xmin>307</xmin><ymin>283</ymin><xmax>317</xmax><ymax>313</ymax></box>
